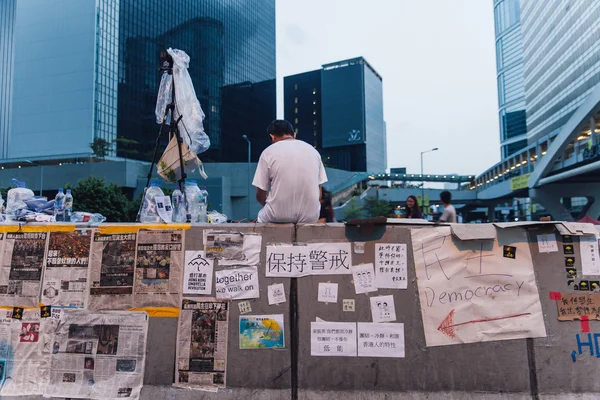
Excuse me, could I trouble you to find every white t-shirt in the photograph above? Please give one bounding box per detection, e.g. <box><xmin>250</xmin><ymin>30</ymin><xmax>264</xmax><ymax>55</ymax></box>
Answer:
<box><xmin>440</xmin><ymin>204</ymin><xmax>457</xmax><ymax>223</ymax></box>
<box><xmin>252</xmin><ymin>139</ymin><xmax>328</xmax><ymax>223</ymax></box>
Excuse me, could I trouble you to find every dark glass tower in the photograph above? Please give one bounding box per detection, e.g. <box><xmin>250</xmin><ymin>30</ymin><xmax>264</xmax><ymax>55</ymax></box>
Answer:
<box><xmin>117</xmin><ymin>0</ymin><xmax>276</xmax><ymax>161</ymax></box>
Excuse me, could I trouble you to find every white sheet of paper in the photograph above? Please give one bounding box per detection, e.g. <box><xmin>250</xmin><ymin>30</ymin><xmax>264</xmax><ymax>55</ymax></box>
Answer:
<box><xmin>266</xmin><ymin>245</ymin><xmax>311</xmax><ymax>277</ymax></box>
<box><xmin>357</xmin><ymin>322</ymin><xmax>405</xmax><ymax>357</ymax></box>
<box><xmin>219</xmin><ymin>234</ymin><xmax>262</xmax><ymax>266</ymax></box>
<box><xmin>183</xmin><ymin>251</ymin><xmax>214</xmax><ymax>295</ymax></box>
<box><xmin>307</xmin><ymin>243</ymin><xmax>352</xmax><ymax>275</ymax></box>
<box><xmin>375</xmin><ymin>243</ymin><xmax>408</xmax><ymax>289</ymax></box>
<box><xmin>215</xmin><ymin>266</ymin><xmax>259</xmax><ymax>300</ymax></box>
<box><xmin>352</xmin><ymin>263</ymin><xmax>377</xmax><ymax>294</ymax></box>
<box><xmin>318</xmin><ymin>282</ymin><xmax>338</xmax><ymax>303</ymax></box>
<box><xmin>343</xmin><ymin>299</ymin><xmax>355</xmax><ymax>312</ymax></box>
<box><xmin>155</xmin><ymin>195</ymin><xmax>173</xmax><ymax>223</ymax></box>
<box><xmin>410</xmin><ymin>226</ymin><xmax>547</xmax><ymax>347</ymax></box>
<box><xmin>370</xmin><ymin>295</ymin><xmax>396</xmax><ymax>323</ymax></box>
<box><xmin>581</xmin><ymin>235</ymin><xmax>600</xmax><ymax>276</ymax></box>
<box><xmin>268</xmin><ymin>283</ymin><xmax>287</xmax><ymax>305</ymax></box>
<box><xmin>238</xmin><ymin>301</ymin><xmax>252</xmax><ymax>314</ymax></box>
<box><xmin>537</xmin><ymin>234</ymin><xmax>558</xmax><ymax>253</ymax></box>
<box><xmin>311</xmin><ymin>322</ymin><xmax>357</xmax><ymax>356</ymax></box>
<box><xmin>354</xmin><ymin>242</ymin><xmax>365</xmax><ymax>254</ymax></box>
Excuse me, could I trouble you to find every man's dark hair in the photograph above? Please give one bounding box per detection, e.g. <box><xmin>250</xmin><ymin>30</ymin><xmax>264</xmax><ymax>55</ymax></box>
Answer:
<box><xmin>267</xmin><ymin>120</ymin><xmax>294</xmax><ymax>137</ymax></box>
<box><xmin>440</xmin><ymin>190</ymin><xmax>452</xmax><ymax>204</ymax></box>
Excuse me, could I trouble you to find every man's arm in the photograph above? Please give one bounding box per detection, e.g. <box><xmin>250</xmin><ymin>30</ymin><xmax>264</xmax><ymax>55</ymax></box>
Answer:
<box><xmin>256</xmin><ymin>188</ymin><xmax>267</xmax><ymax>206</ymax></box>
<box><xmin>438</xmin><ymin>208</ymin><xmax>450</xmax><ymax>223</ymax></box>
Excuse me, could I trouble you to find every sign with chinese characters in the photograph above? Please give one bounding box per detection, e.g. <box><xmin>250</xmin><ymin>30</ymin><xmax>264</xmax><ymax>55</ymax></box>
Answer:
<box><xmin>343</xmin><ymin>299</ymin><xmax>355</xmax><ymax>312</ymax></box>
<box><xmin>238</xmin><ymin>301</ymin><xmax>252</xmax><ymax>314</ymax></box>
<box><xmin>410</xmin><ymin>226</ymin><xmax>546</xmax><ymax>347</ymax></box>
<box><xmin>554</xmin><ymin>293</ymin><xmax>600</xmax><ymax>321</ymax></box>
<box><xmin>310</xmin><ymin>322</ymin><xmax>357</xmax><ymax>356</ymax></box>
<box><xmin>239</xmin><ymin>314</ymin><xmax>285</xmax><ymax>349</ymax></box>
<box><xmin>318</xmin><ymin>283</ymin><xmax>338</xmax><ymax>303</ymax></box>
<box><xmin>580</xmin><ymin>235</ymin><xmax>600</xmax><ymax>276</ymax></box>
<box><xmin>375</xmin><ymin>243</ymin><xmax>407</xmax><ymax>289</ymax></box>
<box><xmin>266</xmin><ymin>243</ymin><xmax>351</xmax><ymax>277</ymax></box>
<box><xmin>183</xmin><ymin>251</ymin><xmax>214</xmax><ymax>295</ymax></box>
<box><xmin>352</xmin><ymin>263</ymin><xmax>377</xmax><ymax>294</ymax></box>
<box><xmin>268</xmin><ymin>283</ymin><xmax>286</xmax><ymax>305</ymax></box>
<box><xmin>357</xmin><ymin>322</ymin><xmax>405</xmax><ymax>357</ymax></box>
<box><xmin>370</xmin><ymin>295</ymin><xmax>396</xmax><ymax>323</ymax></box>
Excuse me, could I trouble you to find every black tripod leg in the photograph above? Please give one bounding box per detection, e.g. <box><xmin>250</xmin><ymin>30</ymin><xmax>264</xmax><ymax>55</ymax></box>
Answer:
<box><xmin>172</xmin><ymin>116</ymin><xmax>192</xmax><ymax>223</ymax></box>
<box><xmin>137</xmin><ymin>119</ymin><xmax>168</xmax><ymax>222</ymax></box>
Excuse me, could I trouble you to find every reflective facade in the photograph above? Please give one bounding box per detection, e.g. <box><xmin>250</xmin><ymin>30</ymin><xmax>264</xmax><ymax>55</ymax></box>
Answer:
<box><xmin>285</xmin><ymin>57</ymin><xmax>386</xmax><ymax>172</ymax></box>
<box><xmin>521</xmin><ymin>0</ymin><xmax>600</xmax><ymax>144</ymax></box>
<box><xmin>493</xmin><ymin>0</ymin><xmax>527</xmax><ymax>158</ymax></box>
<box><xmin>5</xmin><ymin>0</ymin><xmax>276</xmax><ymax>162</ymax></box>
<box><xmin>0</xmin><ymin>0</ymin><xmax>16</xmax><ymax>159</ymax></box>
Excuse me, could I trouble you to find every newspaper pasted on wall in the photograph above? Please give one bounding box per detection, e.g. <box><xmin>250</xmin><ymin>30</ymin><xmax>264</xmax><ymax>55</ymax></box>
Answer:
<box><xmin>42</xmin><ymin>229</ymin><xmax>93</xmax><ymax>308</ymax></box>
<box><xmin>44</xmin><ymin>310</ymin><xmax>149</xmax><ymax>400</ymax></box>
<box><xmin>88</xmin><ymin>233</ymin><xmax>137</xmax><ymax>311</ymax></box>
<box><xmin>0</xmin><ymin>232</ymin><xmax>47</xmax><ymax>307</ymax></box>
<box><xmin>0</xmin><ymin>308</ymin><xmax>54</xmax><ymax>397</ymax></box>
<box><xmin>176</xmin><ymin>298</ymin><xmax>228</xmax><ymax>392</ymax></box>
<box><xmin>411</xmin><ymin>226</ymin><xmax>546</xmax><ymax>347</ymax></box>
<box><xmin>133</xmin><ymin>230</ymin><xmax>184</xmax><ymax>308</ymax></box>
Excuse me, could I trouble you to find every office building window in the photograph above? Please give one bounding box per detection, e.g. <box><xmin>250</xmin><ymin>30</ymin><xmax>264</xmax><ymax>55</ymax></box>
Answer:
<box><xmin>312</xmin><ymin>88</ymin><xmax>317</xmax><ymax>94</ymax></box>
<box><xmin>313</xmin><ymin>120</ymin><xmax>317</xmax><ymax>126</ymax></box>
<box><xmin>294</xmin><ymin>97</ymin><xmax>298</xmax><ymax>104</ymax></box>
<box><xmin>313</xmin><ymin>110</ymin><xmax>316</xmax><ymax>115</ymax></box>
<box><xmin>295</xmin><ymin>118</ymin><xmax>299</xmax><ymax>124</ymax></box>
<box><xmin>294</xmin><ymin>84</ymin><xmax>298</xmax><ymax>90</ymax></box>
<box><xmin>295</xmin><ymin>107</ymin><xmax>298</xmax><ymax>114</ymax></box>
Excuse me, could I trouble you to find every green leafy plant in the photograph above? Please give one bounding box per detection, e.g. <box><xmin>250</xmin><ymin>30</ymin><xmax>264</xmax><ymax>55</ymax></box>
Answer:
<box><xmin>363</xmin><ymin>197</ymin><xmax>392</xmax><ymax>218</ymax></box>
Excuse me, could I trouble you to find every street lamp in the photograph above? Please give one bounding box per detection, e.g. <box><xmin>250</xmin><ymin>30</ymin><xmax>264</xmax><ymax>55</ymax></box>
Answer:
<box><xmin>420</xmin><ymin>148</ymin><xmax>438</xmax><ymax>215</ymax></box>
<box><xmin>24</xmin><ymin>160</ymin><xmax>43</xmax><ymax>196</ymax></box>
<box><xmin>242</xmin><ymin>135</ymin><xmax>252</xmax><ymax>220</ymax></box>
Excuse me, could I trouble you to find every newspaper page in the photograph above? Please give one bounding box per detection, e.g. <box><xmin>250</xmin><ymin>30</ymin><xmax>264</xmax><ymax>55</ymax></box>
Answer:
<box><xmin>0</xmin><ymin>308</ymin><xmax>54</xmax><ymax>396</ymax></box>
<box><xmin>176</xmin><ymin>298</ymin><xmax>228</xmax><ymax>391</ymax></box>
<box><xmin>0</xmin><ymin>232</ymin><xmax>47</xmax><ymax>307</ymax></box>
<box><xmin>88</xmin><ymin>233</ymin><xmax>137</xmax><ymax>311</ymax></box>
<box><xmin>134</xmin><ymin>229</ymin><xmax>184</xmax><ymax>308</ymax></box>
<box><xmin>42</xmin><ymin>229</ymin><xmax>94</xmax><ymax>309</ymax></box>
<box><xmin>44</xmin><ymin>310</ymin><xmax>149</xmax><ymax>400</ymax></box>
<box><xmin>203</xmin><ymin>231</ymin><xmax>244</xmax><ymax>260</ymax></box>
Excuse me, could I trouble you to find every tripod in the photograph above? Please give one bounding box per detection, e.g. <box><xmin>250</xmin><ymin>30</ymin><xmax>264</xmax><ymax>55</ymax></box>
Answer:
<box><xmin>137</xmin><ymin>51</ymin><xmax>192</xmax><ymax>223</ymax></box>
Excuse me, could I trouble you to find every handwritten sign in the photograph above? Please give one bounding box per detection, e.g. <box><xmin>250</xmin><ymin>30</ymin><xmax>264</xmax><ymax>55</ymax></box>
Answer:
<box><xmin>183</xmin><ymin>251</ymin><xmax>214</xmax><ymax>295</ymax></box>
<box><xmin>268</xmin><ymin>283</ymin><xmax>286</xmax><ymax>305</ymax></box>
<box><xmin>266</xmin><ymin>243</ymin><xmax>352</xmax><ymax>277</ymax></box>
<box><xmin>215</xmin><ymin>266</ymin><xmax>259</xmax><ymax>300</ymax></box>
<box><xmin>352</xmin><ymin>263</ymin><xmax>377</xmax><ymax>294</ymax></box>
<box><xmin>238</xmin><ymin>301</ymin><xmax>252</xmax><ymax>314</ymax></box>
<box><xmin>536</xmin><ymin>234</ymin><xmax>558</xmax><ymax>253</ymax></box>
<box><xmin>343</xmin><ymin>299</ymin><xmax>355</xmax><ymax>312</ymax></box>
<box><xmin>310</xmin><ymin>322</ymin><xmax>357</xmax><ymax>356</ymax></box>
<box><xmin>318</xmin><ymin>283</ymin><xmax>338</xmax><ymax>303</ymax></box>
<box><xmin>375</xmin><ymin>243</ymin><xmax>407</xmax><ymax>289</ymax></box>
<box><xmin>410</xmin><ymin>226</ymin><xmax>546</xmax><ymax>347</ymax></box>
<box><xmin>555</xmin><ymin>293</ymin><xmax>600</xmax><ymax>321</ymax></box>
<box><xmin>357</xmin><ymin>322</ymin><xmax>405</xmax><ymax>357</ymax></box>
<box><xmin>370</xmin><ymin>295</ymin><xmax>396</xmax><ymax>323</ymax></box>
<box><xmin>580</xmin><ymin>235</ymin><xmax>600</xmax><ymax>276</ymax></box>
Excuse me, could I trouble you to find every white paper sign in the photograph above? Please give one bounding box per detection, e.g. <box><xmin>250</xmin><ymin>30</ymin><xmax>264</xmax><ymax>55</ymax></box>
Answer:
<box><xmin>581</xmin><ymin>235</ymin><xmax>600</xmax><ymax>276</ymax></box>
<box><xmin>266</xmin><ymin>245</ymin><xmax>311</xmax><ymax>277</ymax></box>
<box><xmin>375</xmin><ymin>243</ymin><xmax>408</xmax><ymax>289</ymax></box>
<box><xmin>238</xmin><ymin>301</ymin><xmax>252</xmax><ymax>314</ymax></box>
<box><xmin>318</xmin><ymin>282</ymin><xmax>338</xmax><ymax>303</ymax></box>
<box><xmin>183</xmin><ymin>250</ymin><xmax>214</xmax><ymax>295</ymax></box>
<box><xmin>357</xmin><ymin>322</ymin><xmax>405</xmax><ymax>357</ymax></box>
<box><xmin>215</xmin><ymin>266</ymin><xmax>259</xmax><ymax>300</ymax></box>
<box><xmin>354</xmin><ymin>242</ymin><xmax>365</xmax><ymax>254</ymax></box>
<box><xmin>268</xmin><ymin>283</ymin><xmax>287</xmax><ymax>305</ymax></box>
<box><xmin>537</xmin><ymin>234</ymin><xmax>558</xmax><ymax>253</ymax></box>
<box><xmin>352</xmin><ymin>263</ymin><xmax>377</xmax><ymax>294</ymax></box>
<box><xmin>343</xmin><ymin>299</ymin><xmax>355</xmax><ymax>312</ymax></box>
<box><xmin>155</xmin><ymin>195</ymin><xmax>173</xmax><ymax>223</ymax></box>
<box><xmin>311</xmin><ymin>322</ymin><xmax>357</xmax><ymax>356</ymax></box>
<box><xmin>370</xmin><ymin>295</ymin><xmax>396</xmax><ymax>323</ymax></box>
<box><xmin>411</xmin><ymin>226</ymin><xmax>546</xmax><ymax>347</ymax></box>
<box><xmin>219</xmin><ymin>234</ymin><xmax>263</xmax><ymax>266</ymax></box>
<box><xmin>265</xmin><ymin>243</ymin><xmax>352</xmax><ymax>277</ymax></box>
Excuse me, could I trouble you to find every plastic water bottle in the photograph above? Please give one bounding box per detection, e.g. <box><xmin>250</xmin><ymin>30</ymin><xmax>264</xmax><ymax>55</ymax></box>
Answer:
<box><xmin>6</xmin><ymin>179</ymin><xmax>34</xmax><ymax>221</ymax></box>
<box><xmin>184</xmin><ymin>180</ymin><xmax>201</xmax><ymax>222</ymax></box>
<box><xmin>54</xmin><ymin>188</ymin><xmax>65</xmax><ymax>222</ymax></box>
<box><xmin>171</xmin><ymin>188</ymin><xmax>185</xmax><ymax>223</ymax></box>
<box><xmin>64</xmin><ymin>189</ymin><xmax>73</xmax><ymax>222</ymax></box>
<box><xmin>199</xmin><ymin>186</ymin><xmax>208</xmax><ymax>223</ymax></box>
<box><xmin>140</xmin><ymin>180</ymin><xmax>165</xmax><ymax>223</ymax></box>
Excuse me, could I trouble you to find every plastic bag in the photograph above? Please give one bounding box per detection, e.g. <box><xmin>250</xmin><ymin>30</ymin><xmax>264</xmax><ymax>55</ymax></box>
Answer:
<box><xmin>207</xmin><ymin>210</ymin><xmax>227</xmax><ymax>224</ymax></box>
<box><xmin>167</xmin><ymin>48</ymin><xmax>210</xmax><ymax>155</ymax></box>
<box><xmin>155</xmin><ymin>72</ymin><xmax>173</xmax><ymax>124</ymax></box>
<box><xmin>70</xmin><ymin>212</ymin><xmax>106</xmax><ymax>224</ymax></box>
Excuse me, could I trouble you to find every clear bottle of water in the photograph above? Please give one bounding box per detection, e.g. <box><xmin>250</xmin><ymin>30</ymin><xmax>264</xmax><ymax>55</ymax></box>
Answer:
<box><xmin>184</xmin><ymin>180</ymin><xmax>201</xmax><ymax>223</ymax></box>
<box><xmin>54</xmin><ymin>188</ymin><xmax>65</xmax><ymax>222</ymax></box>
<box><xmin>171</xmin><ymin>188</ymin><xmax>185</xmax><ymax>223</ymax></box>
<box><xmin>64</xmin><ymin>189</ymin><xmax>73</xmax><ymax>222</ymax></box>
<box><xmin>199</xmin><ymin>186</ymin><xmax>208</xmax><ymax>223</ymax></box>
<box><xmin>139</xmin><ymin>180</ymin><xmax>165</xmax><ymax>223</ymax></box>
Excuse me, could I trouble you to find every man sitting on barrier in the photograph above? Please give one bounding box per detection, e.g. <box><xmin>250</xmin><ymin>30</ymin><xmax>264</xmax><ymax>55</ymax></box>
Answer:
<box><xmin>252</xmin><ymin>119</ymin><xmax>328</xmax><ymax>223</ymax></box>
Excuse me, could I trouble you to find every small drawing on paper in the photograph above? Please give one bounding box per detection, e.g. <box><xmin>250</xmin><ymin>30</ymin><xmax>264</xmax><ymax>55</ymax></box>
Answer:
<box><xmin>318</xmin><ymin>282</ymin><xmax>338</xmax><ymax>303</ymax></box>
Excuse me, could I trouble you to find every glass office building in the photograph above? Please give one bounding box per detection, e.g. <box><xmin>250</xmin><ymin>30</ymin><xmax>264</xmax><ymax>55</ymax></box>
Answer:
<box><xmin>284</xmin><ymin>57</ymin><xmax>387</xmax><ymax>172</ymax></box>
<box><xmin>521</xmin><ymin>0</ymin><xmax>600</xmax><ymax>144</ymax></box>
<box><xmin>493</xmin><ymin>0</ymin><xmax>527</xmax><ymax>158</ymax></box>
<box><xmin>0</xmin><ymin>0</ymin><xmax>16</xmax><ymax>159</ymax></box>
<box><xmin>5</xmin><ymin>0</ymin><xmax>276</xmax><ymax>162</ymax></box>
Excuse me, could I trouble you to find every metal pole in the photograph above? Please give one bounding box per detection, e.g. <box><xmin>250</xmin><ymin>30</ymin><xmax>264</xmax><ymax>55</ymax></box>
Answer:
<box><xmin>421</xmin><ymin>152</ymin><xmax>424</xmax><ymax>215</ymax></box>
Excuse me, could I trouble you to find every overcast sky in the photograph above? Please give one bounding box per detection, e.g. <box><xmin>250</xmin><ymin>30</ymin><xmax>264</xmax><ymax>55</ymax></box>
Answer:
<box><xmin>276</xmin><ymin>0</ymin><xmax>500</xmax><ymax>176</ymax></box>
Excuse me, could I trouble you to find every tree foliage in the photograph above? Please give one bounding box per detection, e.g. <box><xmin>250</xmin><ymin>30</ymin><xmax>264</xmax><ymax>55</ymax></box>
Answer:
<box><xmin>89</xmin><ymin>138</ymin><xmax>112</xmax><ymax>159</ymax></box>
<box><xmin>66</xmin><ymin>177</ymin><xmax>132</xmax><ymax>222</ymax></box>
<box><xmin>363</xmin><ymin>197</ymin><xmax>392</xmax><ymax>218</ymax></box>
<box><xmin>343</xmin><ymin>198</ymin><xmax>363</xmax><ymax>220</ymax></box>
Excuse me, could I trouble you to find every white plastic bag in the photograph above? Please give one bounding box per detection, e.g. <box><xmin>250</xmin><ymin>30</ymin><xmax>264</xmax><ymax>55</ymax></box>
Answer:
<box><xmin>155</xmin><ymin>72</ymin><xmax>173</xmax><ymax>123</ymax></box>
<box><xmin>166</xmin><ymin>48</ymin><xmax>210</xmax><ymax>155</ymax></box>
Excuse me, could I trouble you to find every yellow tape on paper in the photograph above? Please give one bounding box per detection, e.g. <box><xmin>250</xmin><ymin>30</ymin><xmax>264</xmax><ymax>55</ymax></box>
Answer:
<box><xmin>0</xmin><ymin>224</ymin><xmax>76</xmax><ymax>233</ymax></box>
<box><xmin>129</xmin><ymin>307</ymin><xmax>179</xmax><ymax>318</ymax></box>
<box><xmin>98</xmin><ymin>223</ymin><xmax>191</xmax><ymax>234</ymax></box>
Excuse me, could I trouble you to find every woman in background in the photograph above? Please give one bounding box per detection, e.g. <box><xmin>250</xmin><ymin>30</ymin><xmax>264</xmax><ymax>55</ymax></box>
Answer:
<box><xmin>406</xmin><ymin>195</ymin><xmax>423</xmax><ymax>219</ymax></box>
